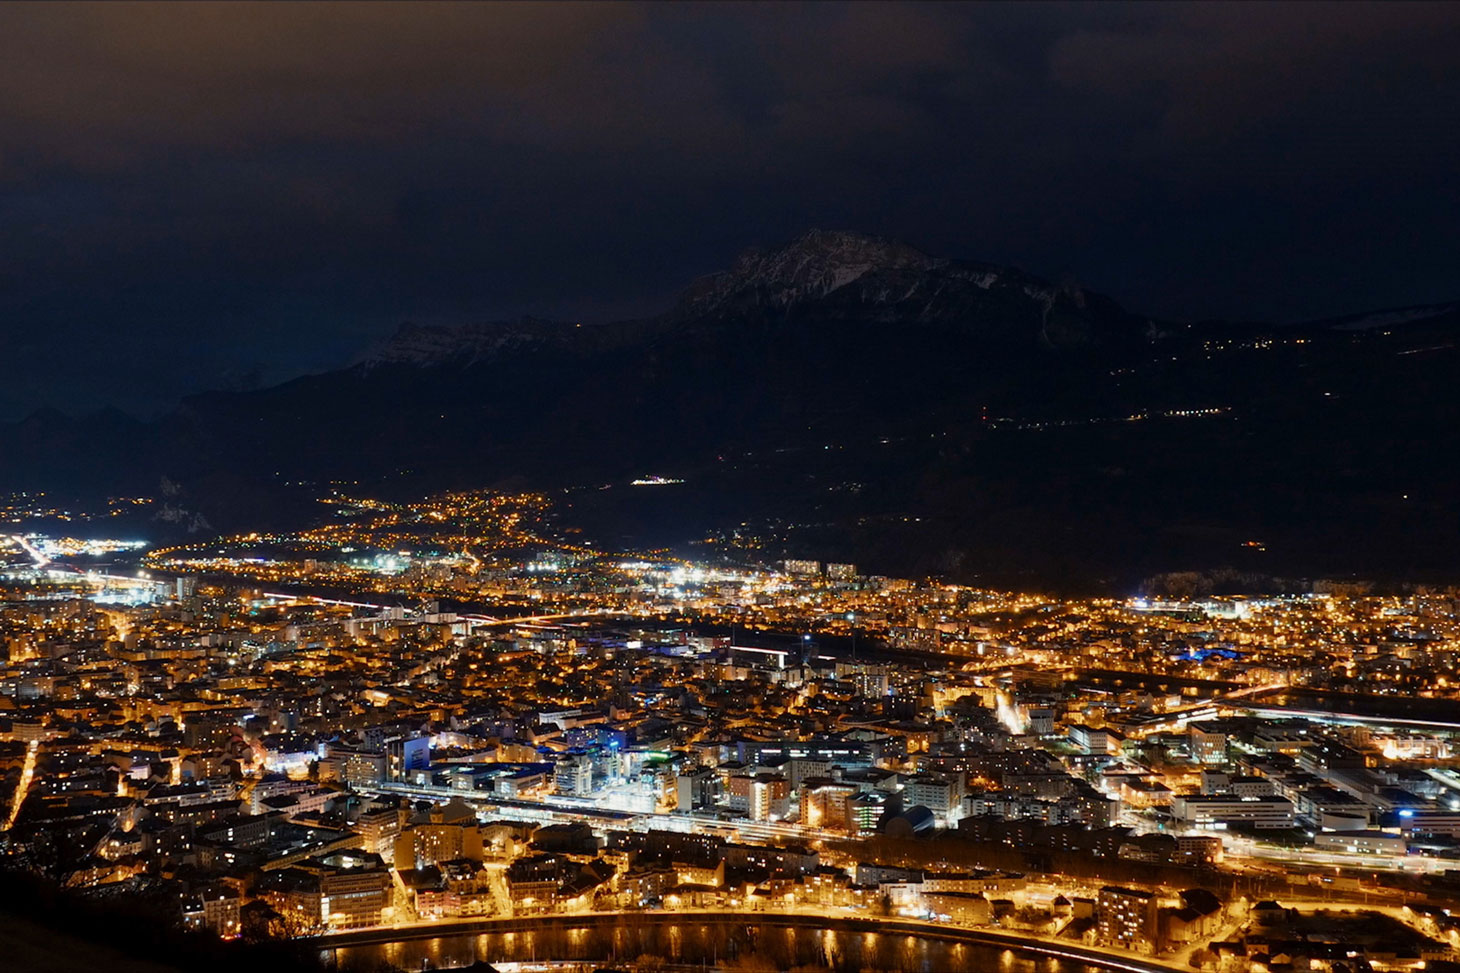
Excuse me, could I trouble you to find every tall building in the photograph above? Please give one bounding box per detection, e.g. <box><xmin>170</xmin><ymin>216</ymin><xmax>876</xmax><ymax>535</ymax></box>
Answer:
<box><xmin>343</xmin><ymin>750</ymin><xmax>387</xmax><ymax>788</ymax></box>
<box><xmin>800</xmin><ymin>778</ymin><xmax>860</xmax><ymax>831</ymax></box>
<box><xmin>356</xmin><ymin>801</ymin><xmax>403</xmax><ymax>856</ymax></box>
<box><xmin>676</xmin><ymin>767</ymin><xmax>719</xmax><ymax>811</ymax></box>
<box><xmin>386</xmin><ymin>735</ymin><xmax>430</xmax><ymax>781</ymax></box>
<box><xmin>555</xmin><ymin>753</ymin><xmax>594</xmax><ymax>797</ymax></box>
<box><xmin>180</xmin><ymin>886</ymin><xmax>240</xmax><ymax>937</ymax></box>
<box><xmin>725</xmin><ymin>774</ymin><xmax>754</xmax><ymax>812</ymax></box>
<box><xmin>393</xmin><ymin>799</ymin><xmax>485</xmax><ymax>869</ymax></box>
<box><xmin>904</xmin><ymin>773</ymin><xmax>965</xmax><ymax>826</ymax></box>
<box><xmin>849</xmin><ymin>790</ymin><xmax>891</xmax><ymax>836</ymax></box>
<box><xmin>1188</xmin><ymin>723</ymin><xmax>1228</xmax><ymax>764</ymax></box>
<box><xmin>258</xmin><ymin>850</ymin><xmax>394</xmax><ymax>930</ymax></box>
<box><xmin>750</xmin><ymin>774</ymin><xmax>790</xmax><ymax>822</ymax></box>
<box><xmin>1097</xmin><ymin>885</ymin><xmax>1158</xmax><ymax>952</ymax></box>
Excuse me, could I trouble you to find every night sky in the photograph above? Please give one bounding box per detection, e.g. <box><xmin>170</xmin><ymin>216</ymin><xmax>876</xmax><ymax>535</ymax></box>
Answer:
<box><xmin>3</xmin><ymin>2</ymin><xmax>1458</xmax><ymax>419</ymax></box>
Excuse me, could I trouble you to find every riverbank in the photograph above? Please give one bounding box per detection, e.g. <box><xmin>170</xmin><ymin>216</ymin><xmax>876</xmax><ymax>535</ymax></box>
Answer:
<box><xmin>316</xmin><ymin>910</ymin><xmax>1188</xmax><ymax>973</ymax></box>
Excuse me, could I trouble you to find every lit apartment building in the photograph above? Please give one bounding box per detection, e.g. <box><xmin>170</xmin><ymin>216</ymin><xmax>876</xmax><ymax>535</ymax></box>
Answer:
<box><xmin>1097</xmin><ymin>885</ymin><xmax>1158</xmax><ymax>952</ymax></box>
<box><xmin>676</xmin><ymin>766</ymin><xmax>719</xmax><ymax>811</ymax></box>
<box><xmin>355</xmin><ymin>802</ymin><xmax>403</xmax><ymax>857</ymax></box>
<box><xmin>800</xmin><ymin>777</ymin><xmax>860</xmax><ymax>831</ymax></box>
<box><xmin>1188</xmin><ymin>723</ymin><xmax>1228</xmax><ymax>764</ymax></box>
<box><xmin>750</xmin><ymin>774</ymin><xmax>790</xmax><ymax>822</ymax></box>
<box><xmin>903</xmin><ymin>773</ymin><xmax>965</xmax><ymax>826</ymax></box>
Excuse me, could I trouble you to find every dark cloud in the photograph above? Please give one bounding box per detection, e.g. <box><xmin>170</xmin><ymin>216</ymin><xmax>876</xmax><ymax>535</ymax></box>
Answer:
<box><xmin>1</xmin><ymin>2</ymin><xmax>1457</xmax><ymax>416</ymax></box>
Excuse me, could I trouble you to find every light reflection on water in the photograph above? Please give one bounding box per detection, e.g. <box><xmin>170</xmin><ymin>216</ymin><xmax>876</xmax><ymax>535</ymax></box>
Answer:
<box><xmin>325</xmin><ymin>922</ymin><xmax>1108</xmax><ymax>973</ymax></box>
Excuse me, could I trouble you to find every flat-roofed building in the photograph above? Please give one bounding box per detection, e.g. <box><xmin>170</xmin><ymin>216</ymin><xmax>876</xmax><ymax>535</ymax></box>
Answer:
<box><xmin>1172</xmin><ymin>794</ymin><xmax>1294</xmax><ymax>829</ymax></box>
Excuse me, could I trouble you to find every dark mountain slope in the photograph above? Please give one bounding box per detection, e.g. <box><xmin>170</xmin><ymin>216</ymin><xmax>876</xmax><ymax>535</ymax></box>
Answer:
<box><xmin>3</xmin><ymin>231</ymin><xmax>1458</xmax><ymax>589</ymax></box>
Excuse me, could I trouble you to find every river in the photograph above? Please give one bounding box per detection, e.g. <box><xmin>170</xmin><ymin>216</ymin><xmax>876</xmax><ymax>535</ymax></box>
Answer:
<box><xmin>323</xmin><ymin>919</ymin><xmax>1115</xmax><ymax>972</ymax></box>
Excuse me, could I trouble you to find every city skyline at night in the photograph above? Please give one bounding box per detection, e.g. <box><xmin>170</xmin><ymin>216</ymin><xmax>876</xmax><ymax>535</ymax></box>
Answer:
<box><xmin>3</xmin><ymin>4</ymin><xmax>1460</xmax><ymax>973</ymax></box>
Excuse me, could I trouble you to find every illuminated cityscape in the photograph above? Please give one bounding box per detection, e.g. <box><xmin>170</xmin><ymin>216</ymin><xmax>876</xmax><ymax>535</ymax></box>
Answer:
<box><xmin>4</xmin><ymin>490</ymin><xmax>1460</xmax><ymax>970</ymax></box>
<box><xmin>4</xmin><ymin>4</ymin><xmax>1460</xmax><ymax>972</ymax></box>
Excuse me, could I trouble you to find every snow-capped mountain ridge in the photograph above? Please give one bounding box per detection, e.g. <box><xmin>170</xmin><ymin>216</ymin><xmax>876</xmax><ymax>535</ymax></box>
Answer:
<box><xmin>677</xmin><ymin>228</ymin><xmax>1018</xmax><ymax>314</ymax></box>
<box><xmin>673</xmin><ymin>229</ymin><xmax>1103</xmax><ymax>337</ymax></box>
<box><xmin>358</xmin><ymin>317</ymin><xmax>580</xmax><ymax>369</ymax></box>
<box><xmin>355</xmin><ymin>230</ymin><xmax>1139</xmax><ymax>370</ymax></box>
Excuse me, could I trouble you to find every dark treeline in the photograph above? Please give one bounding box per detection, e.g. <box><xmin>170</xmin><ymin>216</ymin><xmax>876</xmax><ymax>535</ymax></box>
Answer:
<box><xmin>0</xmin><ymin>866</ymin><xmax>324</xmax><ymax>973</ymax></box>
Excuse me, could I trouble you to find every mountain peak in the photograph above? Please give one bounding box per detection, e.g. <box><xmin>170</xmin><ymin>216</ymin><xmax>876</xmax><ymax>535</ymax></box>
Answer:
<box><xmin>759</xmin><ymin>228</ymin><xmax>933</xmax><ymax>269</ymax></box>
<box><xmin>677</xmin><ymin>229</ymin><xmax>945</xmax><ymax>315</ymax></box>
